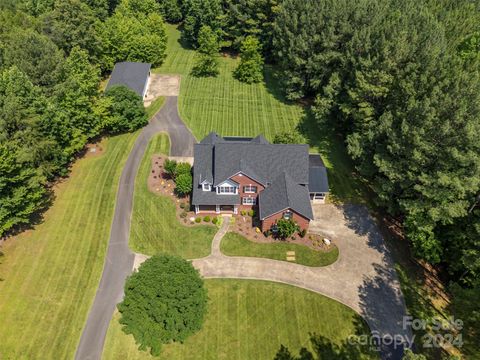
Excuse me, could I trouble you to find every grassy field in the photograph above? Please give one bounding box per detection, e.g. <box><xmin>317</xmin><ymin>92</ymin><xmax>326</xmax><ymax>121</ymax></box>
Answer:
<box><xmin>145</xmin><ymin>96</ymin><xmax>166</xmax><ymax>119</ymax></box>
<box><xmin>129</xmin><ymin>133</ymin><xmax>216</xmax><ymax>258</ymax></box>
<box><xmin>154</xmin><ymin>25</ymin><xmax>366</xmax><ymax>203</ymax></box>
<box><xmin>154</xmin><ymin>25</ymin><xmax>304</xmax><ymax>141</ymax></box>
<box><xmin>221</xmin><ymin>232</ymin><xmax>339</xmax><ymax>267</ymax></box>
<box><xmin>103</xmin><ymin>279</ymin><xmax>377</xmax><ymax>360</ymax></box>
<box><xmin>0</xmin><ymin>133</ymin><xmax>138</xmax><ymax>359</ymax></box>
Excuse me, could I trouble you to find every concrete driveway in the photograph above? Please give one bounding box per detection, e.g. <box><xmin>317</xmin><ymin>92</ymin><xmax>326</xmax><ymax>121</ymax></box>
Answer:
<box><xmin>144</xmin><ymin>75</ymin><xmax>181</xmax><ymax>106</ymax></box>
<box><xmin>192</xmin><ymin>204</ymin><xmax>411</xmax><ymax>359</ymax></box>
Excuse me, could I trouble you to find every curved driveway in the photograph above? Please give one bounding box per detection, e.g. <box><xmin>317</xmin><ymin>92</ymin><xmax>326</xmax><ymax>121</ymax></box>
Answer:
<box><xmin>76</xmin><ymin>95</ymin><xmax>409</xmax><ymax>360</ymax></box>
<box><xmin>75</xmin><ymin>96</ymin><xmax>195</xmax><ymax>360</ymax></box>
<box><xmin>192</xmin><ymin>206</ymin><xmax>411</xmax><ymax>360</ymax></box>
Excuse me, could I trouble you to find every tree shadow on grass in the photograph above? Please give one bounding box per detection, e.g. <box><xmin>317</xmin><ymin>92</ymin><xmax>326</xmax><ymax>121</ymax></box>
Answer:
<box><xmin>274</xmin><ymin>325</ymin><xmax>378</xmax><ymax>359</ymax></box>
<box><xmin>263</xmin><ymin>65</ymin><xmax>295</xmax><ymax>104</ymax></box>
<box><xmin>297</xmin><ymin>108</ymin><xmax>370</xmax><ymax>204</ymax></box>
<box><xmin>176</xmin><ymin>23</ymin><xmax>195</xmax><ymax>50</ymax></box>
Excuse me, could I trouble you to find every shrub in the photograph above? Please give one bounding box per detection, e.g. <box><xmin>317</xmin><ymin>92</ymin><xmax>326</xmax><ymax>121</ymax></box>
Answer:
<box><xmin>229</xmin><ymin>216</ymin><xmax>235</xmax><ymax>224</ymax></box>
<box><xmin>103</xmin><ymin>85</ymin><xmax>148</xmax><ymax>133</ymax></box>
<box><xmin>273</xmin><ymin>131</ymin><xmax>305</xmax><ymax>144</ymax></box>
<box><xmin>240</xmin><ymin>210</ymin><xmax>247</xmax><ymax>216</ymax></box>
<box><xmin>299</xmin><ymin>229</ymin><xmax>307</xmax><ymax>238</ymax></box>
<box><xmin>164</xmin><ymin>159</ymin><xmax>177</xmax><ymax>178</ymax></box>
<box><xmin>118</xmin><ymin>255</ymin><xmax>207</xmax><ymax>356</ymax></box>
<box><xmin>248</xmin><ymin>209</ymin><xmax>255</xmax><ymax>217</ymax></box>
<box><xmin>264</xmin><ymin>230</ymin><xmax>271</xmax><ymax>237</ymax></box>
<box><xmin>195</xmin><ymin>217</ymin><xmax>202</xmax><ymax>223</ymax></box>
<box><xmin>203</xmin><ymin>216</ymin><xmax>211</xmax><ymax>222</ymax></box>
<box><xmin>234</xmin><ymin>36</ymin><xmax>263</xmax><ymax>84</ymax></box>
<box><xmin>175</xmin><ymin>162</ymin><xmax>191</xmax><ymax>178</ymax></box>
<box><xmin>179</xmin><ymin>202</ymin><xmax>186</xmax><ymax>209</ymax></box>
<box><xmin>175</xmin><ymin>173</ymin><xmax>192</xmax><ymax>196</ymax></box>
<box><xmin>214</xmin><ymin>216</ymin><xmax>223</xmax><ymax>228</ymax></box>
<box><xmin>180</xmin><ymin>211</ymin><xmax>187</xmax><ymax>218</ymax></box>
<box><xmin>212</xmin><ymin>217</ymin><xmax>218</xmax><ymax>224</ymax></box>
<box><xmin>276</xmin><ymin>218</ymin><xmax>299</xmax><ymax>239</ymax></box>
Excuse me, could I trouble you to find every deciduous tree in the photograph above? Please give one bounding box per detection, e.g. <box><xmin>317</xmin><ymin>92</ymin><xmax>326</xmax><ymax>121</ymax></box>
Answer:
<box><xmin>234</xmin><ymin>36</ymin><xmax>263</xmax><ymax>83</ymax></box>
<box><xmin>118</xmin><ymin>255</ymin><xmax>207</xmax><ymax>356</ymax></box>
<box><xmin>191</xmin><ymin>25</ymin><xmax>220</xmax><ymax>77</ymax></box>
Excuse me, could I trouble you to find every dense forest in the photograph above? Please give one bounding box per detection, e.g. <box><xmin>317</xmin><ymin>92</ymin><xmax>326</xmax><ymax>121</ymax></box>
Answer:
<box><xmin>1</xmin><ymin>0</ymin><xmax>479</xmax><ymax>355</ymax></box>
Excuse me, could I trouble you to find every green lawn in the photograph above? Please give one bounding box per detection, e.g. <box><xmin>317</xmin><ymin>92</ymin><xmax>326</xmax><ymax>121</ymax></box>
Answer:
<box><xmin>103</xmin><ymin>279</ymin><xmax>377</xmax><ymax>360</ymax></box>
<box><xmin>129</xmin><ymin>133</ymin><xmax>216</xmax><ymax>258</ymax></box>
<box><xmin>154</xmin><ymin>25</ymin><xmax>366</xmax><ymax>203</ymax></box>
<box><xmin>145</xmin><ymin>96</ymin><xmax>166</xmax><ymax>119</ymax></box>
<box><xmin>221</xmin><ymin>232</ymin><xmax>339</xmax><ymax>267</ymax></box>
<box><xmin>154</xmin><ymin>25</ymin><xmax>304</xmax><ymax>141</ymax></box>
<box><xmin>0</xmin><ymin>133</ymin><xmax>138</xmax><ymax>359</ymax></box>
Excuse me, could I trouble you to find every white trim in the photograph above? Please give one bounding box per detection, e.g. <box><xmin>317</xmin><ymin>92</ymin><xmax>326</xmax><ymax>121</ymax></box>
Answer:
<box><xmin>243</xmin><ymin>185</ymin><xmax>258</xmax><ymax>194</ymax></box>
<box><xmin>217</xmin><ymin>179</ymin><xmax>238</xmax><ymax>187</ymax></box>
<box><xmin>215</xmin><ymin>205</ymin><xmax>220</xmax><ymax>214</ymax></box>
<box><xmin>202</xmin><ymin>183</ymin><xmax>211</xmax><ymax>191</ymax></box>
<box><xmin>259</xmin><ymin>207</ymin><xmax>313</xmax><ymax>221</ymax></box>
<box><xmin>195</xmin><ymin>205</ymin><xmax>199</xmax><ymax>214</ymax></box>
<box><xmin>234</xmin><ymin>205</ymin><xmax>238</xmax><ymax>214</ymax></box>
<box><xmin>242</xmin><ymin>197</ymin><xmax>256</xmax><ymax>205</ymax></box>
<box><xmin>228</xmin><ymin>171</ymin><xmax>265</xmax><ymax>186</ymax></box>
<box><xmin>216</xmin><ymin>179</ymin><xmax>238</xmax><ymax>195</ymax></box>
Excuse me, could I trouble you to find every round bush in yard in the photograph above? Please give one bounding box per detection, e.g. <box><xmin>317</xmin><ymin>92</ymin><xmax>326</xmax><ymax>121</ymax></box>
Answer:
<box><xmin>117</xmin><ymin>255</ymin><xmax>208</xmax><ymax>356</ymax></box>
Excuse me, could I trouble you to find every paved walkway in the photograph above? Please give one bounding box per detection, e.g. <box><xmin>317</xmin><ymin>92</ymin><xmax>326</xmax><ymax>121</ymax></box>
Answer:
<box><xmin>75</xmin><ymin>96</ymin><xmax>195</xmax><ymax>360</ymax></box>
<box><xmin>76</xmin><ymin>95</ymin><xmax>410</xmax><ymax>360</ymax></box>
<box><xmin>191</xmin><ymin>206</ymin><xmax>411</xmax><ymax>359</ymax></box>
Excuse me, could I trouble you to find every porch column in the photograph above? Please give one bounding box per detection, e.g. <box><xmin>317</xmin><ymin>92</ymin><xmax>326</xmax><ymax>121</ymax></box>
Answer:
<box><xmin>195</xmin><ymin>205</ymin><xmax>199</xmax><ymax>214</ymax></box>
<box><xmin>233</xmin><ymin>205</ymin><xmax>238</xmax><ymax>215</ymax></box>
<box><xmin>216</xmin><ymin>205</ymin><xmax>220</xmax><ymax>214</ymax></box>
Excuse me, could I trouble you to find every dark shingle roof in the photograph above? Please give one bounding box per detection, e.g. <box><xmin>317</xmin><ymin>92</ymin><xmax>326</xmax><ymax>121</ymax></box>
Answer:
<box><xmin>191</xmin><ymin>187</ymin><xmax>239</xmax><ymax>205</ymax></box>
<box><xmin>193</xmin><ymin>144</ymin><xmax>214</xmax><ymax>184</ymax></box>
<box><xmin>308</xmin><ymin>154</ymin><xmax>329</xmax><ymax>193</ymax></box>
<box><xmin>106</xmin><ymin>62</ymin><xmax>151</xmax><ymax>97</ymax></box>
<box><xmin>192</xmin><ymin>132</ymin><xmax>314</xmax><ymax>219</ymax></box>
<box><xmin>213</xmin><ymin>142</ymin><xmax>309</xmax><ymax>186</ymax></box>
<box><xmin>259</xmin><ymin>172</ymin><xmax>314</xmax><ymax>220</ymax></box>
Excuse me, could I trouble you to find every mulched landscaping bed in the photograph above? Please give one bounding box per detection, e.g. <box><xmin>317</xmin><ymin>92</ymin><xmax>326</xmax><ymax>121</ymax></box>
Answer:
<box><xmin>230</xmin><ymin>214</ymin><xmax>335</xmax><ymax>252</ymax></box>
<box><xmin>148</xmin><ymin>155</ymin><xmax>220</xmax><ymax>227</ymax></box>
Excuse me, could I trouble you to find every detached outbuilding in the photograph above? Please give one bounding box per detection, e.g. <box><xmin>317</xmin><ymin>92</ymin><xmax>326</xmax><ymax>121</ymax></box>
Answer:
<box><xmin>106</xmin><ymin>62</ymin><xmax>151</xmax><ymax>98</ymax></box>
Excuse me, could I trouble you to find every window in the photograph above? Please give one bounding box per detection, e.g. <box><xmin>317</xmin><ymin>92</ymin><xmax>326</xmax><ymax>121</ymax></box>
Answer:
<box><xmin>243</xmin><ymin>185</ymin><xmax>257</xmax><ymax>193</ymax></box>
<box><xmin>283</xmin><ymin>210</ymin><xmax>292</xmax><ymax>220</ymax></box>
<box><xmin>314</xmin><ymin>193</ymin><xmax>325</xmax><ymax>200</ymax></box>
<box><xmin>202</xmin><ymin>183</ymin><xmax>211</xmax><ymax>191</ymax></box>
<box><xmin>217</xmin><ymin>186</ymin><xmax>236</xmax><ymax>194</ymax></box>
<box><xmin>242</xmin><ymin>197</ymin><xmax>256</xmax><ymax>205</ymax></box>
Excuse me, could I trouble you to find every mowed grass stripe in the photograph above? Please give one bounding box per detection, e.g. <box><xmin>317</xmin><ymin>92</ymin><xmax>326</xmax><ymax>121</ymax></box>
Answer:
<box><xmin>28</xmin><ymin>163</ymin><xmax>95</xmax><ymax>357</ymax></box>
<box><xmin>40</xmin><ymin>152</ymin><xmax>117</xmax><ymax>352</ymax></box>
<box><xmin>154</xmin><ymin>25</ymin><xmax>304</xmax><ymax>141</ymax></box>
<box><xmin>0</xmin><ymin>133</ymin><xmax>138</xmax><ymax>359</ymax></box>
<box><xmin>128</xmin><ymin>133</ymin><xmax>216</xmax><ymax>258</ymax></box>
<box><xmin>43</xmin><ymin>134</ymin><xmax>136</xmax><ymax>359</ymax></box>
<box><xmin>102</xmin><ymin>280</ymin><xmax>377</xmax><ymax>359</ymax></box>
<box><xmin>48</xmin><ymin>139</ymin><xmax>129</xmax><ymax>358</ymax></box>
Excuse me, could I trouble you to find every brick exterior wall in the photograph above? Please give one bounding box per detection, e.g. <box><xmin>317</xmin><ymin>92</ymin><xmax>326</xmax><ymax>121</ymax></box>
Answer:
<box><xmin>261</xmin><ymin>209</ymin><xmax>310</xmax><ymax>232</ymax></box>
<box><xmin>229</xmin><ymin>173</ymin><xmax>264</xmax><ymax>212</ymax></box>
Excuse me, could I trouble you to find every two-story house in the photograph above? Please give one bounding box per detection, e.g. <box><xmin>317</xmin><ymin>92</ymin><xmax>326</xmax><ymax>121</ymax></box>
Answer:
<box><xmin>191</xmin><ymin>133</ymin><xmax>329</xmax><ymax>232</ymax></box>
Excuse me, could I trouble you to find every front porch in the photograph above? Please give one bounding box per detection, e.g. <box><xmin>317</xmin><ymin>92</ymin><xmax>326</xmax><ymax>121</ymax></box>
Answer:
<box><xmin>195</xmin><ymin>204</ymin><xmax>238</xmax><ymax>215</ymax></box>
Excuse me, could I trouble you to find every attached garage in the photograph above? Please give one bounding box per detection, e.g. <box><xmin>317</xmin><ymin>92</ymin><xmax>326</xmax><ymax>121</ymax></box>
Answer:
<box><xmin>308</xmin><ymin>154</ymin><xmax>329</xmax><ymax>204</ymax></box>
